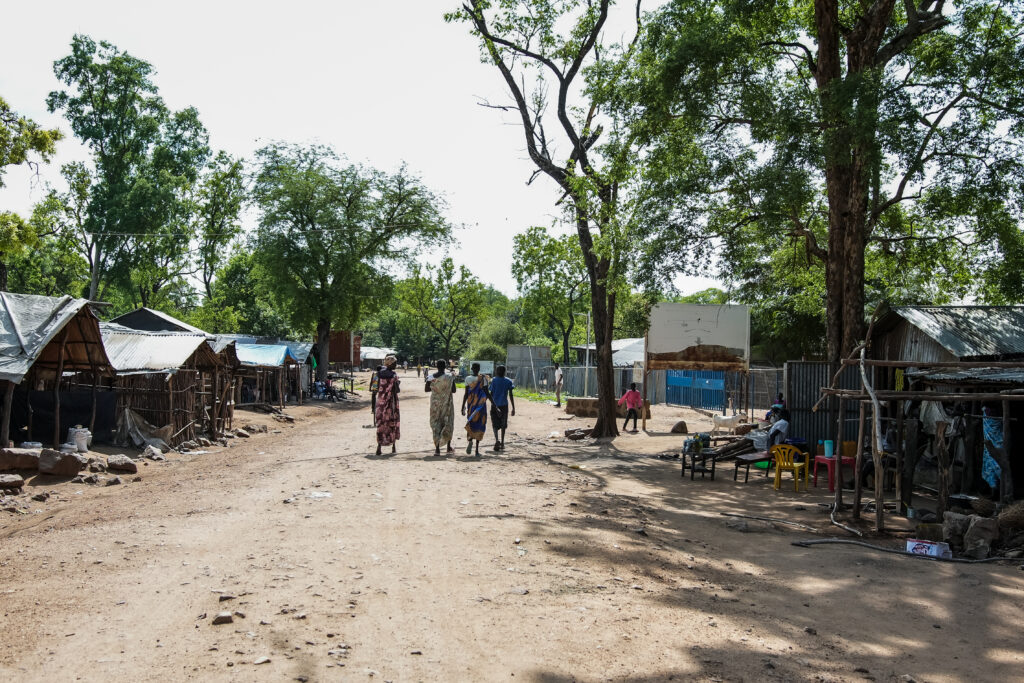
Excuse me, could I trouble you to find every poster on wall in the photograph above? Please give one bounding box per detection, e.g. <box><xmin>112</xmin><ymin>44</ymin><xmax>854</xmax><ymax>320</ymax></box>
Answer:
<box><xmin>646</xmin><ymin>303</ymin><xmax>750</xmax><ymax>370</ymax></box>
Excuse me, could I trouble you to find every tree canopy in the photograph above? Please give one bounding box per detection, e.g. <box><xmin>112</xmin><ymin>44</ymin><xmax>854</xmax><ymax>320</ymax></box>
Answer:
<box><xmin>251</xmin><ymin>142</ymin><xmax>449</xmax><ymax>375</ymax></box>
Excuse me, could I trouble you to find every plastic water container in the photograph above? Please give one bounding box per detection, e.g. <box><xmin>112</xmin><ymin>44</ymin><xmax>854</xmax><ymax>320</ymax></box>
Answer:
<box><xmin>824</xmin><ymin>440</ymin><xmax>835</xmax><ymax>458</ymax></box>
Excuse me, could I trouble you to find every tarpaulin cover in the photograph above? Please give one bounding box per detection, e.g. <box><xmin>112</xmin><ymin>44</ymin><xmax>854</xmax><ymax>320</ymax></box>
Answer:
<box><xmin>235</xmin><ymin>343</ymin><xmax>298</xmax><ymax>368</ymax></box>
<box><xmin>0</xmin><ymin>292</ymin><xmax>95</xmax><ymax>383</ymax></box>
<box><xmin>115</xmin><ymin>407</ymin><xmax>171</xmax><ymax>452</ymax></box>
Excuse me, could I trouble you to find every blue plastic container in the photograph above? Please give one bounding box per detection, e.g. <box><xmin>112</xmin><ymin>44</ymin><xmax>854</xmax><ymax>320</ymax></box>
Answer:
<box><xmin>824</xmin><ymin>440</ymin><xmax>835</xmax><ymax>458</ymax></box>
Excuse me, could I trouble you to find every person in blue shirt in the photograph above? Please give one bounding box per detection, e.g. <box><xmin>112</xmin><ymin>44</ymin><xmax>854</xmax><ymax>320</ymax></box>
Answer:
<box><xmin>488</xmin><ymin>365</ymin><xmax>516</xmax><ymax>452</ymax></box>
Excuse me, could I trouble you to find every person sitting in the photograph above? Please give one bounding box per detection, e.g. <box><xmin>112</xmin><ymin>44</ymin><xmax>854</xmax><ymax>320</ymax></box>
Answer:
<box><xmin>768</xmin><ymin>408</ymin><xmax>790</xmax><ymax>447</ymax></box>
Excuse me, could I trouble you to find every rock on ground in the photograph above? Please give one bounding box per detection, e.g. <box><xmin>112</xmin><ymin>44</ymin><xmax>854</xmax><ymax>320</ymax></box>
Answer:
<box><xmin>0</xmin><ymin>473</ymin><xmax>25</xmax><ymax>488</ymax></box>
<box><xmin>943</xmin><ymin>511</ymin><xmax>971</xmax><ymax>548</ymax></box>
<box><xmin>670</xmin><ymin>421</ymin><xmax>689</xmax><ymax>434</ymax></box>
<box><xmin>964</xmin><ymin>516</ymin><xmax>1000</xmax><ymax>559</ymax></box>
<box><xmin>105</xmin><ymin>454</ymin><xmax>138</xmax><ymax>473</ymax></box>
<box><xmin>38</xmin><ymin>449</ymin><xmax>87</xmax><ymax>476</ymax></box>
<box><xmin>0</xmin><ymin>448</ymin><xmax>41</xmax><ymax>471</ymax></box>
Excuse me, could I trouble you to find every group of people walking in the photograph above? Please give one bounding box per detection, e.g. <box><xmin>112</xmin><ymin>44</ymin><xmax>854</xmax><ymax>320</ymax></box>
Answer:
<box><xmin>371</xmin><ymin>356</ymin><xmax>516</xmax><ymax>457</ymax></box>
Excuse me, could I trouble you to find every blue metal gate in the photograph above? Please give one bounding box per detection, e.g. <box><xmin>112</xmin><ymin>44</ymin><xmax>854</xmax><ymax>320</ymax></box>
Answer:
<box><xmin>665</xmin><ymin>370</ymin><xmax>726</xmax><ymax>411</ymax></box>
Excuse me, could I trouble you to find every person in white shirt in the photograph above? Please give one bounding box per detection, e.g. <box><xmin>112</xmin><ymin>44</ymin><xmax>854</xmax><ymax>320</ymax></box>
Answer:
<box><xmin>553</xmin><ymin>362</ymin><xmax>564</xmax><ymax>407</ymax></box>
<box><xmin>768</xmin><ymin>408</ymin><xmax>790</xmax><ymax>447</ymax></box>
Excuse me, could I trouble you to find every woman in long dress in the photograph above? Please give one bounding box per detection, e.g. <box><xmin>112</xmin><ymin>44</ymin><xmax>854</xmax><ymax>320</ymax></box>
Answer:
<box><xmin>461</xmin><ymin>362</ymin><xmax>489</xmax><ymax>456</ymax></box>
<box><xmin>424</xmin><ymin>359</ymin><xmax>457</xmax><ymax>455</ymax></box>
<box><xmin>374</xmin><ymin>355</ymin><xmax>401</xmax><ymax>455</ymax></box>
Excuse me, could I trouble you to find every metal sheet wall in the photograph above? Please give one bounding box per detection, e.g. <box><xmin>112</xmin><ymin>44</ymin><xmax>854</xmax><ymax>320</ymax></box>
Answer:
<box><xmin>785</xmin><ymin>361</ymin><xmax>863</xmax><ymax>449</ymax></box>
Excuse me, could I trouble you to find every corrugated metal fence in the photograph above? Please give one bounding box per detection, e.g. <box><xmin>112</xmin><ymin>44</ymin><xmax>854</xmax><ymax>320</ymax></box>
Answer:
<box><xmin>785</xmin><ymin>361</ymin><xmax>865</xmax><ymax>448</ymax></box>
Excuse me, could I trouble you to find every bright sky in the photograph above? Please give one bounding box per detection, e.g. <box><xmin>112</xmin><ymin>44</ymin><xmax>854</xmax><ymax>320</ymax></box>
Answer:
<box><xmin>0</xmin><ymin>0</ymin><xmax>719</xmax><ymax>297</ymax></box>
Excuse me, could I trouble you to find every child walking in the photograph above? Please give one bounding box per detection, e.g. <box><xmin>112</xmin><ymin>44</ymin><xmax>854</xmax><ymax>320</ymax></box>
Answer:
<box><xmin>618</xmin><ymin>382</ymin><xmax>643</xmax><ymax>433</ymax></box>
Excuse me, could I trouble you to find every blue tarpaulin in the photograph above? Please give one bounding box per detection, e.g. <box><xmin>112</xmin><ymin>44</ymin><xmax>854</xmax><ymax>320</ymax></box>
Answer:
<box><xmin>235</xmin><ymin>343</ymin><xmax>298</xmax><ymax>368</ymax></box>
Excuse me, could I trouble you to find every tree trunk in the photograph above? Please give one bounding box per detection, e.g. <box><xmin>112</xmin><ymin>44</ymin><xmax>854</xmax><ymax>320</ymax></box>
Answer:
<box><xmin>0</xmin><ymin>260</ymin><xmax>7</xmax><ymax>291</ymax></box>
<box><xmin>589</xmin><ymin>284</ymin><xmax>619</xmax><ymax>438</ymax></box>
<box><xmin>315</xmin><ymin>318</ymin><xmax>331</xmax><ymax>382</ymax></box>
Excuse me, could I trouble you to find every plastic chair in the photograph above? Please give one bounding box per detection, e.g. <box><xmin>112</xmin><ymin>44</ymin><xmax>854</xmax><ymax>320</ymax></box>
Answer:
<box><xmin>771</xmin><ymin>444</ymin><xmax>808</xmax><ymax>491</ymax></box>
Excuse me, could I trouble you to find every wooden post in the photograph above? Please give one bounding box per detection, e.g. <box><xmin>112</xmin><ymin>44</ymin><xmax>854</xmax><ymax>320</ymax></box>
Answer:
<box><xmin>52</xmin><ymin>328</ymin><xmax>69</xmax><ymax>448</ymax></box>
<box><xmin>641</xmin><ymin>332</ymin><xmax>649</xmax><ymax>432</ymax></box>
<box><xmin>896</xmin><ymin>400</ymin><xmax>906</xmax><ymax>514</ymax></box>
<box><xmin>278</xmin><ymin>368</ymin><xmax>284</xmax><ymax>409</ymax></box>
<box><xmin>0</xmin><ymin>380</ymin><xmax>14</xmax><ymax>448</ymax></box>
<box><xmin>935</xmin><ymin>421</ymin><xmax>951</xmax><ymax>518</ymax></box>
<box><xmin>1002</xmin><ymin>399</ymin><xmax>1013</xmax><ymax>502</ymax></box>
<box><xmin>834</xmin><ymin>397</ymin><xmax>845</xmax><ymax>511</ymax></box>
<box><xmin>167</xmin><ymin>374</ymin><xmax>174</xmax><ymax>430</ymax></box>
<box><xmin>853</xmin><ymin>402</ymin><xmax>866</xmax><ymax>519</ymax></box>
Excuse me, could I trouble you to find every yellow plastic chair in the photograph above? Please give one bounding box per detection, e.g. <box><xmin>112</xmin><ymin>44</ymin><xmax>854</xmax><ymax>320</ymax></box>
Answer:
<box><xmin>771</xmin><ymin>444</ymin><xmax>808</xmax><ymax>491</ymax></box>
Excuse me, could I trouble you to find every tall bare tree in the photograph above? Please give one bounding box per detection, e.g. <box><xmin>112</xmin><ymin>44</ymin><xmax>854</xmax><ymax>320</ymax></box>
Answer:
<box><xmin>449</xmin><ymin>0</ymin><xmax>641</xmax><ymax>437</ymax></box>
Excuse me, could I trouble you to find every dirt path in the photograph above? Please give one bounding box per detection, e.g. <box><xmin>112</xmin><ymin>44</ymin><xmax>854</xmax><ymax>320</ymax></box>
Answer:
<box><xmin>1</xmin><ymin>372</ymin><xmax>1022</xmax><ymax>682</ymax></box>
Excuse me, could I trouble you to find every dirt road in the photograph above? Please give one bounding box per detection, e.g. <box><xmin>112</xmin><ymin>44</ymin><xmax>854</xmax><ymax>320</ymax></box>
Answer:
<box><xmin>1</xmin><ymin>373</ymin><xmax>1022</xmax><ymax>682</ymax></box>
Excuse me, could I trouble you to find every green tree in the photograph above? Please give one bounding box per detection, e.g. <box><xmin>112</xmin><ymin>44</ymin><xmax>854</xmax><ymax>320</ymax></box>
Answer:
<box><xmin>47</xmin><ymin>34</ymin><xmax>210</xmax><ymax>303</ymax></box>
<box><xmin>467</xmin><ymin>315</ymin><xmax>527</xmax><ymax>362</ymax></box>
<box><xmin>0</xmin><ymin>96</ymin><xmax>63</xmax><ymax>289</ymax></box>
<box><xmin>203</xmin><ymin>251</ymin><xmax>293</xmax><ymax>337</ymax></box>
<box><xmin>0</xmin><ymin>95</ymin><xmax>62</xmax><ymax>188</ymax></box>
<box><xmin>251</xmin><ymin>143</ymin><xmax>448</xmax><ymax>377</ymax></box>
<box><xmin>400</xmin><ymin>257</ymin><xmax>485</xmax><ymax>360</ymax></box>
<box><xmin>448</xmin><ymin>0</ymin><xmax>644</xmax><ymax>436</ymax></box>
<box><xmin>512</xmin><ymin>227</ymin><xmax>589</xmax><ymax>363</ymax></box>
<box><xmin>6</xmin><ymin>197</ymin><xmax>89</xmax><ymax>297</ymax></box>
<box><xmin>608</xmin><ymin>1</ymin><xmax>1024</xmax><ymax>361</ymax></box>
<box><xmin>195</xmin><ymin>151</ymin><xmax>246</xmax><ymax>298</ymax></box>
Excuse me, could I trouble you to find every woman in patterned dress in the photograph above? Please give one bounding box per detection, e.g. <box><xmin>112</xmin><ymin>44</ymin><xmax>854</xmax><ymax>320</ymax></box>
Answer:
<box><xmin>461</xmin><ymin>362</ymin><xmax>489</xmax><ymax>457</ymax></box>
<box><xmin>374</xmin><ymin>355</ymin><xmax>401</xmax><ymax>455</ymax></box>
<box><xmin>424</xmin><ymin>359</ymin><xmax>457</xmax><ymax>455</ymax></box>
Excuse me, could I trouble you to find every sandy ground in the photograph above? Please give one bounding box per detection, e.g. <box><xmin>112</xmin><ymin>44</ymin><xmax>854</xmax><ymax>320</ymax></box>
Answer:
<box><xmin>1</xmin><ymin>369</ymin><xmax>1022</xmax><ymax>683</ymax></box>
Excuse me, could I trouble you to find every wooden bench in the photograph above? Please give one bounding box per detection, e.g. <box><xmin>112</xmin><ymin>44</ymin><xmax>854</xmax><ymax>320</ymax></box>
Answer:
<box><xmin>733</xmin><ymin>452</ymin><xmax>773</xmax><ymax>482</ymax></box>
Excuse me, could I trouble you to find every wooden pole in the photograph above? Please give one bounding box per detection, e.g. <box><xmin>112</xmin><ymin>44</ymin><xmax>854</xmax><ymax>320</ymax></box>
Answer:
<box><xmin>853</xmin><ymin>402</ymin><xmax>866</xmax><ymax>519</ymax></box>
<box><xmin>935</xmin><ymin>421</ymin><xmax>951</xmax><ymax>518</ymax></box>
<box><xmin>835</xmin><ymin>397</ymin><xmax>845</xmax><ymax>511</ymax></box>
<box><xmin>1002</xmin><ymin>399</ymin><xmax>1012</xmax><ymax>502</ymax></box>
<box><xmin>895</xmin><ymin>399</ymin><xmax>904</xmax><ymax>513</ymax></box>
<box><xmin>52</xmin><ymin>328</ymin><xmax>69</xmax><ymax>449</ymax></box>
<box><xmin>0</xmin><ymin>380</ymin><xmax>14</xmax><ymax>448</ymax></box>
<box><xmin>167</xmin><ymin>374</ymin><xmax>174</xmax><ymax>430</ymax></box>
<box><xmin>641</xmin><ymin>332</ymin><xmax>649</xmax><ymax>432</ymax></box>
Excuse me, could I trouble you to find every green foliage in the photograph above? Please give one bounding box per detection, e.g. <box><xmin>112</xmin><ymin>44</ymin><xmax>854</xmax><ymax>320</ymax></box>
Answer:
<box><xmin>400</xmin><ymin>257</ymin><xmax>486</xmax><ymax>359</ymax></box>
<box><xmin>251</xmin><ymin>142</ymin><xmax>448</xmax><ymax>364</ymax></box>
<box><xmin>513</xmin><ymin>226</ymin><xmax>589</xmax><ymax>362</ymax></box>
<box><xmin>0</xmin><ymin>95</ymin><xmax>62</xmax><ymax>188</ymax></box>
<box><xmin>467</xmin><ymin>315</ymin><xmax>527</xmax><ymax>361</ymax></box>
<box><xmin>205</xmin><ymin>252</ymin><xmax>294</xmax><ymax>337</ymax></box>
<box><xmin>47</xmin><ymin>34</ymin><xmax>211</xmax><ymax>303</ymax></box>
<box><xmin>606</xmin><ymin>0</ymin><xmax>1024</xmax><ymax>357</ymax></box>
<box><xmin>195</xmin><ymin>151</ymin><xmax>245</xmax><ymax>297</ymax></box>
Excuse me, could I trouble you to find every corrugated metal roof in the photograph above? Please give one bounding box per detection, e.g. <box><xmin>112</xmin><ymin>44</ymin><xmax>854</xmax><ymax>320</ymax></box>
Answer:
<box><xmin>235</xmin><ymin>343</ymin><xmax>298</xmax><ymax>367</ymax></box>
<box><xmin>0</xmin><ymin>292</ymin><xmax>111</xmax><ymax>383</ymax></box>
<box><xmin>893</xmin><ymin>306</ymin><xmax>1024</xmax><ymax>360</ymax></box>
<box><xmin>100</xmin><ymin>323</ymin><xmax>211</xmax><ymax>375</ymax></box>
<box><xmin>905</xmin><ymin>367</ymin><xmax>1024</xmax><ymax>385</ymax></box>
<box><xmin>112</xmin><ymin>307</ymin><xmax>210</xmax><ymax>336</ymax></box>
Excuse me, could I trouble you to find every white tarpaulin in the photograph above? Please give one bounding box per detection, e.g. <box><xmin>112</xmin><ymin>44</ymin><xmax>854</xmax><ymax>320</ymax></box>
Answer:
<box><xmin>647</xmin><ymin>303</ymin><xmax>750</xmax><ymax>370</ymax></box>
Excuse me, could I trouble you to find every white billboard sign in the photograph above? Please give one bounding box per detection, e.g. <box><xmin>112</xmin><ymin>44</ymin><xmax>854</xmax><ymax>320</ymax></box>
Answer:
<box><xmin>646</xmin><ymin>303</ymin><xmax>750</xmax><ymax>370</ymax></box>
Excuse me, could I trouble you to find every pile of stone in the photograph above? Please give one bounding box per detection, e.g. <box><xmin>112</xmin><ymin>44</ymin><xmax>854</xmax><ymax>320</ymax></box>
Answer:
<box><xmin>943</xmin><ymin>500</ymin><xmax>1024</xmax><ymax>559</ymax></box>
